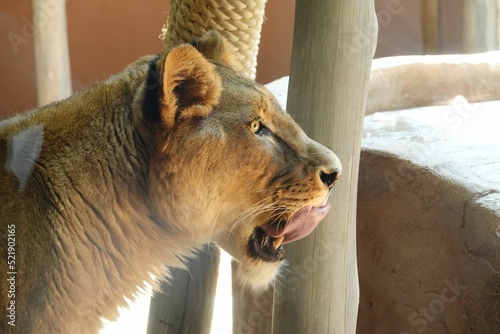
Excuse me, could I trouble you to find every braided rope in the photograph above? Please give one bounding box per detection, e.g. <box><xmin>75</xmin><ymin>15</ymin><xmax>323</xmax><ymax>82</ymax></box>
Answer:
<box><xmin>162</xmin><ymin>0</ymin><xmax>267</xmax><ymax>79</ymax></box>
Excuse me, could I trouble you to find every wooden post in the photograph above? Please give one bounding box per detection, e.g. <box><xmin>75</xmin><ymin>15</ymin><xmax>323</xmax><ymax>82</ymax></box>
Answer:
<box><xmin>146</xmin><ymin>245</ymin><xmax>220</xmax><ymax>334</ymax></box>
<box><xmin>272</xmin><ymin>1</ymin><xmax>377</xmax><ymax>333</ymax></box>
<box><xmin>32</xmin><ymin>0</ymin><xmax>72</xmax><ymax>106</ymax></box>
<box><xmin>422</xmin><ymin>0</ymin><xmax>441</xmax><ymax>54</ymax></box>
<box><xmin>463</xmin><ymin>0</ymin><xmax>500</xmax><ymax>53</ymax></box>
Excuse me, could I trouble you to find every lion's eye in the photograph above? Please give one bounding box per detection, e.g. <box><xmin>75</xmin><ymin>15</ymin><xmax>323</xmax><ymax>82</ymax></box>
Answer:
<box><xmin>250</xmin><ymin>119</ymin><xmax>271</xmax><ymax>136</ymax></box>
<box><xmin>250</xmin><ymin>120</ymin><xmax>261</xmax><ymax>134</ymax></box>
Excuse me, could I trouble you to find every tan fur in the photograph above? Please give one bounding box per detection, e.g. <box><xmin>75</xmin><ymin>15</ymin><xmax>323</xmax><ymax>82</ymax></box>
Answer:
<box><xmin>0</xmin><ymin>32</ymin><xmax>341</xmax><ymax>333</ymax></box>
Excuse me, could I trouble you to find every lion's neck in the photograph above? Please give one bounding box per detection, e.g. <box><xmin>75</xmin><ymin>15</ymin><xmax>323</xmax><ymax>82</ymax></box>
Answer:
<box><xmin>28</xmin><ymin>96</ymin><xmax>200</xmax><ymax>332</ymax></box>
<box><xmin>35</xmin><ymin>153</ymin><xmax>198</xmax><ymax>332</ymax></box>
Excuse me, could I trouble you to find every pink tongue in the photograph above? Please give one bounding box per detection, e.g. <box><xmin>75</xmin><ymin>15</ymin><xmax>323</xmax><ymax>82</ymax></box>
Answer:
<box><xmin>261</xmin><ymin>205</ymin><xmax>331</xmax><ymax>244</ymax></box>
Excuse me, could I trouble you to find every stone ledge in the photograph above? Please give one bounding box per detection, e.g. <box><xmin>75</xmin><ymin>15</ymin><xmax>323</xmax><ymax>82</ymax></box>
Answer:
<box><xmin>357</xmin><ymin>141</ymin><xmax>500</xmax><ymax>333</ymax></box>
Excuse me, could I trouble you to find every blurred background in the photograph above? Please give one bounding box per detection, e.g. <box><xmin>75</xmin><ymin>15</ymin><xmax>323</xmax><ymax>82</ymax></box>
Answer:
<box><xmin>0</xmin><ymin>0</ymin><xmax>475</xmax><ymax>118</ymax></box>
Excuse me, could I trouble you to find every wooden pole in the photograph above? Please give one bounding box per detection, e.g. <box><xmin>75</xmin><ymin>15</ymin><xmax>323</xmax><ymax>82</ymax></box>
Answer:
<box><xmin>146</xmin><ymin>245</ymin><xmax>220</xmax><ymax>334</ymax></box>
<box><xmin>422</xmin><ymin>0</ymin><xmax>441</xmax><ymax>54</ymax></box>
<box><xmin>32</xmin><ymin>0</ymin><xmax>72</xmax><ymax>106</ymax></box>
<box><xmin>463</xmin><ymin>0</ymin><xmax>499</xmax><ymax>53</ymax></box>
<box><xmin>272</xmin><ymin>1</ymin><xmax>377</xmax><ymax>333</ymax></box>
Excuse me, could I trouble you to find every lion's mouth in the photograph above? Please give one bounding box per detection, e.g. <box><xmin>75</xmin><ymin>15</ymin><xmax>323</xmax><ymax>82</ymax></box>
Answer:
<box><xmin>247</xmin><ymin>205</ymin><xmax>331</xmax><ymax>262</ymax></box>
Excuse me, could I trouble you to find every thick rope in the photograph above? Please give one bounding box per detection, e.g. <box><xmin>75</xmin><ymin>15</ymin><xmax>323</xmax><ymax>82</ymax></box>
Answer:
<box><xmin>162</xmin><ymin>0</ymin><xmax>267</xmax><ymax>80</ymax></box>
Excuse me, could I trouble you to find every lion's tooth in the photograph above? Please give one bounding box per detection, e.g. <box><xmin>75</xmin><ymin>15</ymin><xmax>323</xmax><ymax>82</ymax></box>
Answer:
<box><xmin>274</xmin><ymin>236</ymin><xmax>285</xmax><ymax>249</ymax></box>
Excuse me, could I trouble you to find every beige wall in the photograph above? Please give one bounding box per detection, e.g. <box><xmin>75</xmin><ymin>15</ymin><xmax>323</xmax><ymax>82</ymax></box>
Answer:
<box><xmin>0</xmin><ymin>1</ymin><xmax>465</xmax><ymax>118</ymax></box>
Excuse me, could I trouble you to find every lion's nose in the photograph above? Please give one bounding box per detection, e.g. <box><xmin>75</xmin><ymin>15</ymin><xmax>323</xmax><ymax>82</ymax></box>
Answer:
<box><xmin>319</xmin><ymin>168</ymin><xmax>341</xmax><ymax>189</ymax></box>
<box><xmin>306</xmin><ymin>137</ymin><xmax>342</xmax><ymax>189</ymax></box>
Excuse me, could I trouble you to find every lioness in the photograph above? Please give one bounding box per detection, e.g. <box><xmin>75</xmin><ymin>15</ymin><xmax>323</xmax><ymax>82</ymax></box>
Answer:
<box><xmin>0</xmin><ymin>31</ymin><xmax>341</xmax><ymax>333</ymax></box>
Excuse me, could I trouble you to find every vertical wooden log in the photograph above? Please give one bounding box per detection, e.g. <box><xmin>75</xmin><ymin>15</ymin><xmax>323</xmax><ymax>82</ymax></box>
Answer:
<box><xmin>463</xmin><ymin>0</ymin><xmax>499</xmax><ymax>52</ymax></box>
<box><xmin>422</xmin><ymin>0</ymin><xmax>441</xmax><ymax>54</ymax></box>
<box><xmin>272</xmin><ymin>1</ymin><xmax>377</xmax><ymax>333</ymax></box>
<box><xmin>32</xmin><ymin>0</ymin><xmax>72</xmax><ymax>106</ymax></box>
<box><xmin>146</xmin><ymin>245</ymin><xmax>220</xmax><ymax>334</ymax></box>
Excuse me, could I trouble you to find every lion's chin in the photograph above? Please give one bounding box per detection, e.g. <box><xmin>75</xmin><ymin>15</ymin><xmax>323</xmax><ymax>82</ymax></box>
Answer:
<box><xmin>232</xmin><ymin>257</ymin><xmax>285</xmax><ymax>291</ymax></box>
<box><xmin>216</xmin><ymin>239</ymin><xmax>284</xmax><ymax>290</ymax></box>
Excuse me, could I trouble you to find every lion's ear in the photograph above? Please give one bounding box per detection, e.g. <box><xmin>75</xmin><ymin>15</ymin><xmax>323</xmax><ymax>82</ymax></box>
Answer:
<box><xmin>161</xmin><ymin>44</ymin><xmax>222</xmax><ymax>128</ymax></box>
<box><xmin>191</xmin><ymin>30</ymin><xmax>235</xmax><ymax>67</ymax></box>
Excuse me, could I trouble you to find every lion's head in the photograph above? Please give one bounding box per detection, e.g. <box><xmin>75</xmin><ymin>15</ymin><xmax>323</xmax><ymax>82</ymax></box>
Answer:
<box><xmin>143</xmin><ymin>31</ymin><xmax>341</xmax><ymax>289</ymax></box>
